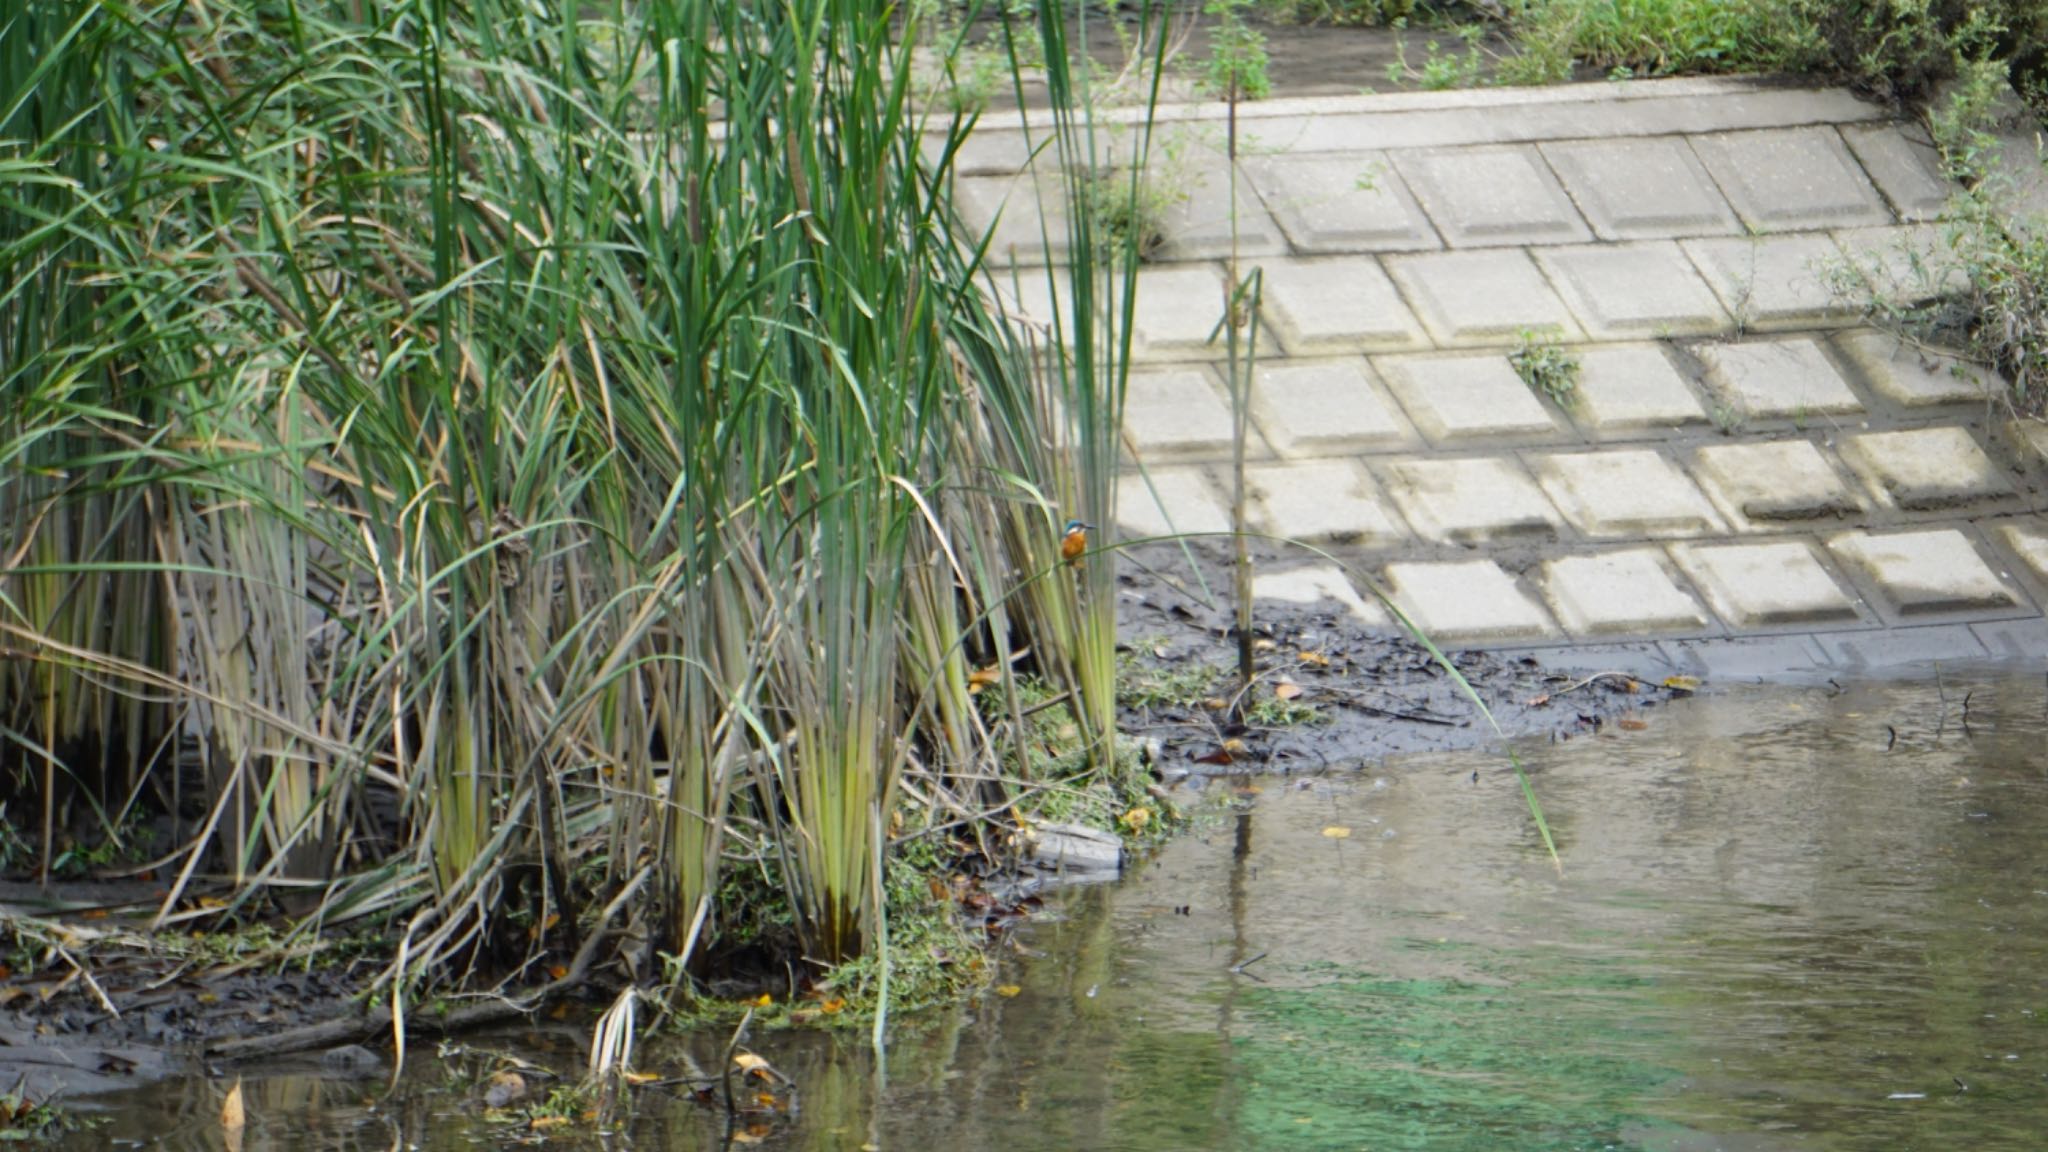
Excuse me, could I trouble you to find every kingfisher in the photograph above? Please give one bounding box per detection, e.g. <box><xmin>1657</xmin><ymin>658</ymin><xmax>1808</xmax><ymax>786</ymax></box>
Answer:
<box><xmin>1060</xmin><ymin>519</ymin><xmax>1093</xmax><ymax>567</ymax></box>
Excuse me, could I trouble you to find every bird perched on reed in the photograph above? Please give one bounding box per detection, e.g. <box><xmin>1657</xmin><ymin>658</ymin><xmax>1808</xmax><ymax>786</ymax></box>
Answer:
<box><xmin>1060</xmin><ymin>519</ymin><xmax>1093</xmax><ymax>567</ymax></box>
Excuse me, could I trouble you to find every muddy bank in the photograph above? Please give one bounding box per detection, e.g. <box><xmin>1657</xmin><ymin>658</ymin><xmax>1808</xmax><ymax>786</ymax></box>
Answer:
<box><xmin>0</xmin><ymin>550</ymin><xmax>1670</xmax><ymax>1109</ymax></box>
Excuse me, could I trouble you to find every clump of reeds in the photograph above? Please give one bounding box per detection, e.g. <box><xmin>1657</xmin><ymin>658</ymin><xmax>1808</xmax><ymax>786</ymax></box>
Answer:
<box><xmin>0</xmin><ymin>0</ymin><xmax>1169</xmax><ymax>1003</ymax></box>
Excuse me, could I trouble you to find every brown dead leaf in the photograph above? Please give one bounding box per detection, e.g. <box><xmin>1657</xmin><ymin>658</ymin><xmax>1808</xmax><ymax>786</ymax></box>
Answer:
<box><xmin>1298</xmin><ymin>650</ymin><xmax>1330</xmax><ymax>668</ymax></box>
<box><xmin>1526</xmin><ymin>693</ymin><xmax>1552</xmax><ymax>707</ymax></box>
<box><xmin>484</xmin><ymin>1070</ymin><xmax>530</xmax><ymax>1109</ymax></box>
<box><xmin>1274</xmin><ymin>681</ymin><xmax>1303</xmax><ymax>701</ymax></box>
<box><xmin>1617</xmin><ymin>716</ymin><xmax>1649</xmax><ymax>731</ymax></box>
<box><xmin>1253</xmin><ymin>638</ymin><xmax>1277</xmax><ymax>653</ymax></box>
<box><xmin>220</xmin><ymin>1077</ymin><xmax>245</xmax><ymax>1132</ymax></box>
<box><xmin>967</xmin><ymin>665</ymin><xmax>1003</xmax><ymax>695</ymax></box>
<box><xmin>529</xmin><ymin>1115</ymin><xmax>572</xmax><ymax>1132</ymax></box>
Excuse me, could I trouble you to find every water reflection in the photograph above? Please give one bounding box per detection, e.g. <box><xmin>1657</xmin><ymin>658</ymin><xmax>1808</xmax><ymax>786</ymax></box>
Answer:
<box><xmin>80</xmin><ymin>676</ymin><xmax>2048</xmax><ymax>1150</ymax></box>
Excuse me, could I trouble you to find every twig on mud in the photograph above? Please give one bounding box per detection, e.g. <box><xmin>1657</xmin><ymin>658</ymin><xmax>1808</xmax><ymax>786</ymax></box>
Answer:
<box><xmin>1527</xmin><ymin>670</ymin><xmax>1642</xmax><ymax>705</ymax></box>
<box><xmin>55</xmin><ymin>944</ymin><xmax>120</xmax><ymax>1020</ymax></box>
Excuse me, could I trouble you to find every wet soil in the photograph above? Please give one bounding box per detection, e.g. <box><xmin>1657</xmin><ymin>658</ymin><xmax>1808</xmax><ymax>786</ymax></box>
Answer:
<box><xmin>1112</xmin><ymin>541</ymin><xmax>1685</xmax><ymax>775</ymax></box>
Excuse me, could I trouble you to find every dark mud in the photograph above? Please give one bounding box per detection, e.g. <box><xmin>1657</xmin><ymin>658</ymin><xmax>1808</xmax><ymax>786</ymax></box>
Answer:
<box><xmin>1113</xmin><ymin>541</ymin><xmax>1686</xmax><ymax>775</ymax></box>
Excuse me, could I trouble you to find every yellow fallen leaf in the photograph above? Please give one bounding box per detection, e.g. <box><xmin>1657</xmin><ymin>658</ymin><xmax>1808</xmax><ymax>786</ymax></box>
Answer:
<box><xmin>1299</xmin><ymin>650</ymin><xmax>1330</xmax><ymax>667</ymax></box>
<box><xmin>220</xmin><ymin>1077</ymin><xmax>245</xmax><ymax>1132</ymax></box>
<box><xmin>733</xmin><ymin>1052</ymin><xmax>772</xmax><ymax>1074</ymax></box>
<box><xmin>749</xmin><ymin>992</ymin><xmax>773</xmax><ymax>1007</ymax></box>
<box><xmin>622</xmin><ymin>1070</ymin><xmax>660</xmax><ymax>1085</ymax></box>
<box><xmin>994</xmin><ymin>984</ymin><xmax>1022</xmax><ymax>998</ymax></box>
<box><xmin>1118</xmin><ymin>806</ymin><xmax>1153</xmax><ymax>832</ymax></box>
<box><xmin>967</xmin><ymin>665</ymin><xmax>1003</xmax><ymax>694</ymax></box>
<box><xmin>1274</xmin><ymin>681</ymin><xmax>1303</xmax><ymax>701</ymax></box>
<box><xmin>819</xmin><ymin>997</ymin><xmax>846</xmax><ymax>1014</ymax></box>
<box><xmin>528</xmin><ymin>1115</ymin><xmax>571</xmax><ymax>1131</ymax></box>
<box><xmin>1661</xmin><ymin>675</ymin><xmax>1701</xmax><ymax>692</ymax></box>
<box><xmin>1321</xmin><ymin>826</ymin><xmax>1351</xmax><ymax>839</ymax></box>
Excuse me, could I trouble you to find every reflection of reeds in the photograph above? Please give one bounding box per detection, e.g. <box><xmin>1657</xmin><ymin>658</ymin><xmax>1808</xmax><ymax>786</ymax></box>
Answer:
<box><xmin>0</xmin><ymin>0</ymin><xmax>1171</xmax><ymax>991</ymax></box>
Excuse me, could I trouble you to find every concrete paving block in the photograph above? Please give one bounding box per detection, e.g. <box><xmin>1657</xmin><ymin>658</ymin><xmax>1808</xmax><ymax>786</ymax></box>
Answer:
<box><xmin>1831</xmin><ymin>224</ymin><xmax>1966</xmax><ymax>304</ymax></box>
<box><xmin>1541</xmin><ymin>548</ymin><xmax>1712</xmax><ymax>636</ymax></box>
<box><xmin>1123</xmin><ymin>367</ymin><xmax>1237</xmax><ymax>459</ymax></box>
<box><xmin>1693</xmin><ymin>337</ymin><xmax>1863</xmax><ymax>420</ymax></box>
<box><xmin>955</xmin><ymin>174</ymin><xmax>1070</xmax><ymax>266</ymax></box>
<box><xmin>1251</xmin><ymin>358</ymin><xmax>1416</xmax><ymax>455</ymax></box>
<box><xmin>1258</xmin><ymin>256</ymin><xmax>1430</xmax><ymax>355</ymax></box>
<box><xmin>1539</xmin><ymin>136</ymin><xmax>1743</xmax><ymax>240</ymax></box>
<box><xmin>1657</xmin><ymin>634</ymin><xmax>1833</xmax><ymax>681</ymax></box>
<box><xmin>1535</xmin><ymin>242</ymin><xmax>1733</xmax><ymax>339</ymax></box>
<box><xmin>1532</xmin><ymin>449</ymin><xmax>1725</xmax><ymax>539</ymax></box>
<box><xmin>1390</xmin><ymin>145</ymin><xmax>1594</xmax><ymax>247</ymax></box>
<box><xmin>1690</xmin><ymin>127</ymin><xmax>1893</xmax><ymax>232</ymax></box>
<box><xmin>1132</xmin><ymin>265</ymin><xmax>1231</xmax><ymax>360</ymax></box>
<box><xmin>1839</xmin><ymin>123</ymin><xmax>1954</xmax><ymax>222</ymax></box>
<box><xmin>1247</xmin><ymin>460</ymin><xmax>1408</xmax><ymax>546</ymax></box>
<box><xmin>1828</xmin><ymin>528</ymin><xmax>2023</xmax><ymax>616</ymax></box>
<box><xmin>1383</xmin><ymin>560</ymin><xmax>1555</xmax><ymax>643</ymax></box>
<box><xmin>1671</xmin><ymin>541</ymin><xmax>1863</xmax><ymax>628</ymax></box>
<box><xmin>1972</xmin><ymin>616</ymin><xmax>2048</xmax><ymax>663</ymax></box>
<box><xmin>1254</xmin><ymin>564</ymin><xmax>1389</xmax><ymax>627</ymax></box>
<box><xmin>2000</xmin><ymin>522</ymin><xmax>2048</xmax><ymax>586</ymax></box>
<box><xmin>1835</xmin><ymin>329</ymin><xmax>2001</xmax><ymax>407</ymax></box>
<box><xmin>1153</xmin><ymin>156</ymin><xmax>1290</xmax><ymax>262</ymax></box>
<box><xmin>1682</xmin><ymin>234</ymin><xmax>1855</xmax><ymax>330</ymax></box>
<box><xmin>1838</xmin><ymin>427</ymin><xmax>2011</xmax><ymax>511</ymax></box>
<box><xmin>2009</xmin><ymin>419</ymin><xmax>2048</xmax><ymax>467</ymax></box>
<box><xmin>1819</xmin><ymin>624</ymin><xmax>1990</xmax><ymax>669</ymax></box>
<box><xmin>1242</xmin><ymin>151</ymin><xmax>1441</xmax><ymax>253</ymax></box>
<box><xmin>1383</xmin><ymin>456</ymin><xmax>1562</xmax><ymax>545</ymax></box>
<box><xmin>1116</xmin><ymin>467</ymin><xmax>1231</xmax><ymax>539</ymax></box>
<box><xmin>1693</xmin><ymin>439</ymin><xmax>1862</xmax><ymax>526</ymax></box>
<box><xmin>1383</xmin><ymin>248</ymin><xmax>1585</xmax><ymax>347</ymax></box>
<box><xmin>1567</xmin><ymin>344</ymin><xmax>1712</xmax><ymax>436</ymax></box>
<box><xmin>1375</xmin><ymin>352</ymin><xmax>1563</xmax><ymax>444</ymax></box>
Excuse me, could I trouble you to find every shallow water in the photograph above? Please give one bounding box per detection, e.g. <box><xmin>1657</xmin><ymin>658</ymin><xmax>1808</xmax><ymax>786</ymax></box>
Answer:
<box><xmin>78</xmin><ymin>676</ymin><xmax>2048</xmax><ymax>1150</ymax></box>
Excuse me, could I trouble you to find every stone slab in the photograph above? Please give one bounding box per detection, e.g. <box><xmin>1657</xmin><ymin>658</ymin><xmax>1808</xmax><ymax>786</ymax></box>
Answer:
<box><xmin>1835</xmin><ymin>329</ymin><xmax>2002</xmax><ymax>407</ymax></box>
<box><xmin>1838</xmin><ymin>427</ymin><xmax>2011</xmax><ymax>511</ymax></box>
<box><xmin>1671</xmin><ymin>541</ymin><xmax>1863</xmax><ymax>628</ymax></box>
<box><xmin>1818</xmin><ymin>625</ymin><xmax>1991</xmax><ymax>669</ymax></box>
<box><xmin>1390</xmin><ymin>145</ymin><xmax>1594</xmax><ymax>247</ymax></box>
<box><xmin>1383</xmin><ymin>456</ymin><xmax>1562</xmax><ymax>545</ymax></box>
<box><xmin>2000</xmin><ymin>522</ymin><xmax>2048</xmax><ymax>586</ymax></box>
<box><xmin>1251</xmin><ymin>359</ymin><xmax>1416</xmax><ymax>455</ymax></box>
<box><xmin>1973</xmin><ymin>616</ymin><xmax>2048</xmax><ymax>663</ymax></box>
<box><xmin>1541</xmin><ymin>549</ymin><xmax>1712</xmax><ymax>637</ymax></box>
<box><xmin>1535</xmin><ymin>242</ymin><xmax>1732</xmax><ymax>339</ymax></box>
<box><xmin>1832</xmin><ymin>224</ymin><xmax>1966</xmax><ymax>303</ymax></box>
<box><xmin>1123</xmin><ymin>367</ymin><xmax>1238</xmax><ymax>458</ymax></box>
<box><xmin>1532</xmin><ymin>450</ymin><xmax>1725</xmax><ymax>539</ymax></box>
<box><xmin>1132</xmin><ymin>265</ymin><xmax>1233</xmax><ymax>361</ymax></box>
<box><xmin>1839</xmin><ymin>123</ymin><xmax>1953</xmax><ymax>223</ymax></box>
<box><xmin>1116</xmin><ymin>467</ymin><xmax>1231</xmax><ymax>539</ymax></box>
<box><xmin>955</xmin><ymin>173</ymin><xmax>1070</xmax><ymax>266</ymax></box>
<box><xmin>1693</xmin><ymin>439</ymin><xmax>1862</xmax><ymax>527</ymax></box>
<box><xmin>2009</xmin><ymin>419</ymin><xmax>2048</xmax><ymax>467</ymax></box>
<box><xmin>1153</xmin><ymin>156</ymin><xmax>1290</xmax><ymax>262</ymax></box>
<box><xmin>1682</xmin><ymin>234</ymin><xmax>1855</xmax><ymax>330</ymax></box>
<box><xmin>1247</xmin><ymin>460</ymin><xmax>1408</xmax><ymax>546</ymax></box>
<box><xmin>1382</xmin><ymin>560</ymin><xmax>1555</xmax><ymax>642</ymax></box>
<box><xmin>1376</xmin><ymin>352</ymin><xmax>1562</xmax><ymax>444</ymax></box>
<box><xmin>1693</xmin><ymin>337</ymin><xmax>1863</xmax><ymax>421</ymax></box>
<box><xmin>1242</xmin><ymin>152</ymin><xmax>1441</xmax><ymax>253</ymax></box>
<box><xmin>1566</xmin><ymin>344</ymin><xmax>1712</xmax><ymax>436</ymax></box>
<box><xmin>1257</xmin><ymin>257</ymin><xmax>1430</xmax><ymax>355</ymax></box>
<box><xmin>1540</xmin><ymin>136</ymin><xmax>1743</xmax><ymax>240</ymax></box>
<box><xmin>1828</xmin><ymin>529</ymin><xmax>2023</xmax><ymax>617</ymax></box>
<box><xmin>1254</xmin><ymin>564</ymin><xmax>1388</xmax><ymax>627</ymax></box>
<box><xmin>1384</xmin><ymin>248</ymin><xmax>1585</xmax><ymax>347</ymax></box>
<box><xmin>1657</xmin><ymin>634</ymin><xmax>1834</xmax><ymax>681</ymax></box>
<box><xmin>1690</xmin><ymin>127</ymin><xmax>1893</xmax><ymax>232</ymax></box>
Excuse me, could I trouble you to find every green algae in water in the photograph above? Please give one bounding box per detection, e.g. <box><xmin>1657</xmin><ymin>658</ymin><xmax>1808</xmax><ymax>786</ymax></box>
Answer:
<box><xmin>1230</xmin><ymin>961</ymin><xmax>1682</xmax><ymax>1151</ymax></box>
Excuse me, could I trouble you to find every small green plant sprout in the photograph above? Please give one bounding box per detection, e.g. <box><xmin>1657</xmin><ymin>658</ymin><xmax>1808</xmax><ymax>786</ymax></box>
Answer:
<box><xmin>1510</xmin><ymin>328</ymin><xmax>1581</xmax><ymax>405</ymax></box>
<box><xmin>1202</xmin><ymin>0</ymin><xmax>1272</xmax><ymax>101</ymax></box>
